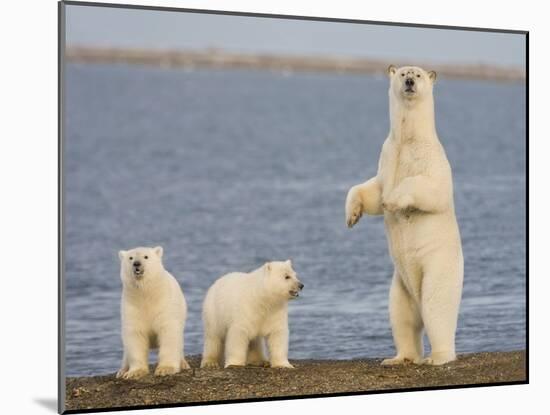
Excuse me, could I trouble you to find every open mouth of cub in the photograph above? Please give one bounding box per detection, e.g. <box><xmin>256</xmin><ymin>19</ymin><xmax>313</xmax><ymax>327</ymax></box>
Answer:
<box><xmin>133</xmin><ymin>268</ymin><xmax>144</xmax><ymax>278</ymax></box>
<box><xmin>289</xmin><ymin>290</ymin><xmax>300</xmax><ymax>298</ymax></box>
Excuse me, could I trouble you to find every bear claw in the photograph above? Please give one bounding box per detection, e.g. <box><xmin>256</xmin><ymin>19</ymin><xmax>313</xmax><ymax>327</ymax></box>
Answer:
<box><xmin>200</xmin><ymin>361</ymin><xmax>220</xmax><ymax>369</ymax></box>
<box><xmin>154</xmin><ymin>365</ymin><xmax>180</xmax><ymax>376</ymax></box>
<box><xmin>381</xmin><ymin>357</ymin><xmax>421</xmax><ymax>366</ymax></box>
<box><xmin>121</xmin><ymin>368</ymin><xmax>149</xmax><ymax>379</ymax></box>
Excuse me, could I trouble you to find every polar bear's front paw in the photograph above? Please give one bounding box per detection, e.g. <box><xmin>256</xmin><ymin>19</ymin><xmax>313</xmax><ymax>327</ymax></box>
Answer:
<box><xmin>271</xmin><ymin>361</ymin><xmax>295</xmax><ymax>369</ymax></box>
<box><xmin>154</xmin><ymin>365</ymin><xmax>180</xmax><ymax>376</ymax></box>
<box><xmin>381</xmin><ymin>356</ymin><xmax>422</xmax><ymax>366</ymax></box>
<box><xmin>116</xmin><ymin>368</ymin><xmax>128</xmax><ymax>378</ymax></box>
<box><xmin>248</xmin><ymin>360</ymin><xmax>270</xmax><ymax>368</ymax></box>
<box><xmin>421</xmin><ymin>352</ymin><xmax>456</xmax><ymax>366</ymax></box>
<box><xmin>200</xmin><ymin>360</ymin><xmax>220</xmax><ymax>369</ymax></box>
<box><xmin>121</xmin><ymin>367</ymin><xmax>149</xmax><ymax>379</ymax></box>
<box><xmin>345</xmin><ymin>189</ymin><xmax>363</xmax><ymax>228</ymax></box>
<box><xmin>383</xmin><ymin>192</ymin><xmax>414</xmax><ymax>213</ymax></box>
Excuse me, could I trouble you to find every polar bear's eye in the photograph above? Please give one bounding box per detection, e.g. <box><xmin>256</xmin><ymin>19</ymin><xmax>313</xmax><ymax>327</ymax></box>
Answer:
<box><xmin>285</xmin><ymin>275</ymin><xmax>291</xmax><ymax>280</ymax></box>
<box><xmin>144</xmin><ymin>256</ymin><xmax>148</xmax><ymax>259</ymax></box>
<box><xmin>416</xmin><ymin>74</ymin><xmax>420</xmax><ymax>78</ymax></box>
<box><xmin>401</xmin><ymin>73</ymin><xmax>405</xmax><ymax>77</ymax></box>
<box><xmin>129</xmin><ymin>257</ymin><xmax>133</xmax><ymax>260</ymax></box>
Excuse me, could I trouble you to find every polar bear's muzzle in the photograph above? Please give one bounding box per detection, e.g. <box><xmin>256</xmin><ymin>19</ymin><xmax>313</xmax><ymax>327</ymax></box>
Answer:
<box><xmin>404</xmin><ymin>77</ymin><xmax>416</xmax><ymax>94</ymax></box>
<box><xmin>132</xmin><ymin>261</ymin><xmax>144</xmax><ymax>278</ymax></box>
<box><xmin>289</xmin><ymin>282</ymin><xmax>304</xmax><ymax>298</ymax></box>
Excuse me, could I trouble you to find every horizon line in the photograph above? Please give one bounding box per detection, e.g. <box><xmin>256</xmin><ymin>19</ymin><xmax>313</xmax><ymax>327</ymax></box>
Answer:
<box><xmin>65</xmin><ymin>46</ymin><xmax>526</xmax><ymax>83</ymax></box>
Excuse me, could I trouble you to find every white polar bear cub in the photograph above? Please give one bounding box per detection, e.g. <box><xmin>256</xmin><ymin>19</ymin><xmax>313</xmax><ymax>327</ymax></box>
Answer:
<box><xmin>201</xmin><ymin>260</ymin><xmax>303</xmax><ymax>369</ymax></box>
<box><xmin>346</xmin><ymin>65</ymin><xmax>463</xmax><ymax>366</ymax></box>
<box><xmin>116</xmin><ymin>246</ymin><xmax>190</xmax><ymax>379</ymax></box>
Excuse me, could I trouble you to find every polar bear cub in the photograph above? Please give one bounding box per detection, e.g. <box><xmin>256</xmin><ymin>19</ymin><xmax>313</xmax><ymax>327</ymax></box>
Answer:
<box><xmin>116</xmin><ymin>246</ymin><xmax>190</xmax><ymax>379</ymax></box>
<box><xmin>346</xmin><ymin>65</ymin><xmax>463</xmax><ymax>366</ymax></box>
<box><xmin>201</xmin><ymin>260</ymin><xmax>303</xmax><ymax>369</ymax></box>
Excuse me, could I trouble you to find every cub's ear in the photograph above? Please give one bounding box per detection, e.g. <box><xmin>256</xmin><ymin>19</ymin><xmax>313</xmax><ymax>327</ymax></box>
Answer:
<box><xmin>264</xmin><ymin>262</ymin><xmax>272</xmax><ymax>274</ymax></box>
<box><xmin>154</xmin><ymin>246</ymin><xmax>163</xmax><ymax>258</ymax></box>
<box><xmin>118</xmin><ymin>250</ymin><xmax>127</xmax><ymax>261</ymax></box>
<box><xmin>387</xmin><ymin>65</ymin><xmax>397</xmax><ymax>77</ymax></box>
<box><xmin>286</xmin><ymin>259</ymin><xmax>292</xmax><ymax>267</ymax></box>
<box><xmin>428</xmin><ymin>70</ymin><xmax>437</xmax><ymax>83</ymax></box>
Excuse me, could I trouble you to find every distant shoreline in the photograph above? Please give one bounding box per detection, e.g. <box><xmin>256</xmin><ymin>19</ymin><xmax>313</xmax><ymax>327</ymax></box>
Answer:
<box><xmin>64</xmin><ymin>350</ymin><xmax>526</xmax><ymax>412</ymax></box>
<box><xmin>65</xmin><ymin>47</ymin><xmax>525</xmax><ymax>83</ymax></box>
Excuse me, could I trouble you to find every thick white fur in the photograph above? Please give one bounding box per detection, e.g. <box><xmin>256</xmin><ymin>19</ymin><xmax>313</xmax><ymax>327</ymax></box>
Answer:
<box><xmin>201</xmin><ymin>260</ymin><xmax>303</xmax><ymax>369</ymax></box>
<box><xmin>346</xmin><ymin>65</ymin><xmax>463</xmax><ymax>366</ymax></box>
<box><xmin>116</xmin><ymin>246</ymin><xmax>190</xmax><ymax>379</ymax></box>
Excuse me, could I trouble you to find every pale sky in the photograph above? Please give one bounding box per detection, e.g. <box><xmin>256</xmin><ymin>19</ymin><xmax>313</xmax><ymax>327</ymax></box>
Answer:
<box><xmin>65</xmin><ymin>3</ymin><xmax>526</xmax><ymax>68</ymax></box>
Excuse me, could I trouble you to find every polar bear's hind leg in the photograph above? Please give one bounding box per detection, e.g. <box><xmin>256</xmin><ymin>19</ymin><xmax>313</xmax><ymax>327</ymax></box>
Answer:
<box><xmin>116</xmin><ymin>352</ymin><xmax>129</xmax><ymax>378</ymax></box>
<box><xmin>420</xmin><ymin>257</ymin><xmax>463</xmax><ymax>366</ymax></box>
<box><xmin>155</xmin><ymin>324</ymin><xmax>183</xmax><ymax>376</ymax></box>
<box><xmin>247</xmin><ymin>337</ymin><xmax>268</xmax><ymax>366</ymax></box>
<box><xmin>224</xmin><ymin>326</ymin><xmax>249</xmax><ymax>368</ymax></box>
<box><xmin>381</xmin><ymin>272</ymin><xmax>424</xmax><ymax>366</ymax></box>
<box><xmin>201</xmin><ymin>332</ymin><xmax>223</xmax><ymax>369</ymax></box>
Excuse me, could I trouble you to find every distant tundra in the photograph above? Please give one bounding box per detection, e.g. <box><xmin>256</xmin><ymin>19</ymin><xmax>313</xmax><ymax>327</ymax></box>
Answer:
<box><xmin>346</xmin><ymin>65</ymin><xmax>464</xmax><ymax>365</ymax></box>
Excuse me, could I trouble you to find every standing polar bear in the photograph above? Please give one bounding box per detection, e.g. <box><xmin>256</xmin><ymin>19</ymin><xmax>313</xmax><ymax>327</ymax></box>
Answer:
<box><xmin>346</xmin><ymin>65</ymin><xmax>463</xmax><ymax>366</ymax></box>
<box><xmin>201</xmin><ymin>260</ymin><xmax>303</xmax><ymax>369</ymax></box>
<box><xmin>116</xmin><ymin>246</ymin><xmax>190</xmax><ymax>379</ymax></box>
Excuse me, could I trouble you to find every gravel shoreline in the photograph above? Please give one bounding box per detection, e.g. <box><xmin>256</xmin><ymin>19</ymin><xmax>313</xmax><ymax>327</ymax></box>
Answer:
<box><xmin>64</xmin><ymin>350</ymin><xmax>526</xmax><ymax>413</ymax></box>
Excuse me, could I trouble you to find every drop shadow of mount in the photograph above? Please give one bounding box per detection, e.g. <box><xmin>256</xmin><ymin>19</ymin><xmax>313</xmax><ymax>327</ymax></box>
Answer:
<box><xmin>34</xmin><ymin>398</ymin><xmax>57</xmax><ymax>413</ymax></box>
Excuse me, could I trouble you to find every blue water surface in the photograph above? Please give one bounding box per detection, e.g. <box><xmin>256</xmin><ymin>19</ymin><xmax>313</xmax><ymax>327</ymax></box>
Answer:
<box><xmin>64</xmin><ymin>63</ymin><xmax>526</xmax><ymax>376</ymax></box>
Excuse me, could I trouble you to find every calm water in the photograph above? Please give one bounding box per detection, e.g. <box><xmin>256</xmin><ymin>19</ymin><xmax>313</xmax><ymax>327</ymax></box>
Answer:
<box><xmin>64</xmin><ymin>63</ymin><xmax>526</xmax><ymax>376</ymax></box>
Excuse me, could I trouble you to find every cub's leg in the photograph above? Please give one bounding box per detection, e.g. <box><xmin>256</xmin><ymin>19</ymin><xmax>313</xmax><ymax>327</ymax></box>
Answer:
<box><xmin>346</xmin><ymin>177</ymin><xmax>383</xmax><ymax>228</ymax></box>
<box><xmin>155</xmin><ymin>324</ymin><xmax>183</xmax><ymax>376</ymax></box>
<box><xmin>201</xmin><ymin>331</ymin><xmax>223</xmax><ymax>369</ymax></box>
<box><xmin>247</xmin><ymin>337</ymin><xmax>268</xmax><ymax>367</ymax></box>
<box><xmin>181</xmin><ymin>330</ymin><xmax>190</xmax><ymax>370</ymax></box>
<box><xmin>224</xmin><ymin>326</ymin><xmax>249</xmax><ymax>368</ymax></box>
<box><xmin>381</xmin><ymin>272</ymin><xmax>424</xmax><ymax>365</ymax></box>
<box><xmin>421</xmin><ymin>255</ymin><xmax>463</xmax><ymax>366</ymax></box>
<box><xmin>267</xmin><ymin>328</ymin><xmax>293</xmax><ymax>369</ymax></box>
<box><xmin>121</xmin><ymin>330</ymin><xmax>150</xmax><ymax>379</ymax></box>
<box><xmin>116</xmin><ymin>351</ymin><xmax>129</xmax><ymax>378</ymax></box>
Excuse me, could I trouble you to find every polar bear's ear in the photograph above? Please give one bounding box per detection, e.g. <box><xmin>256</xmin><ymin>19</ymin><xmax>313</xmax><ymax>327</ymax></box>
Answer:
<box><xmin>154</xmin><ymin>246</ymin><xmax>163</xmax><ymax>258</ymax></box>
<box><xmin>286</xmin><ymin>259</ymin><xmax>292</xmax><ymax>267</ymax></box>
<box><xmin>387</xmin><ymin>65</ymin><xmax>397</xmax><ymax>77</ymax></box>
<box><xmin>264</xmin><ymin>262</ymin><xmax>271</xmax><ymax>274</ymax></box>
<box><xmin>118</xmin><ymin>250</ymin><xmax>126</xmax><ymax>261</ymax></box>
<box><xmin>428</xmin><ymin>70</ymin><xmax>437</xmax><ymax>83</ymax></box>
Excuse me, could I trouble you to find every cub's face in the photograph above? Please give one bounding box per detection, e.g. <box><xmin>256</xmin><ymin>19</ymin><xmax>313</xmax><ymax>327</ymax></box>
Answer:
<box><xmin>388</xmin><ymin>65</ymin><xmax>436</xmax><ymax>102</ymax></box>
<box><xmin>264</xmin><ymin>260</ymin><xmax>304</xmax><ymax>300</ymax></box>
<box><xmin>118</xmin><ymin>246</ymin><xmax>164</xmax><ymax>284</ymax></box>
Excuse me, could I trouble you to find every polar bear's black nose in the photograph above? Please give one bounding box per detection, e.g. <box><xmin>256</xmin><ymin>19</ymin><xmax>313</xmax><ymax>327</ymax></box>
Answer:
<box><xmin>133</xmin><ymin>261</ymin><xmax>141</xmax><ymax>267</ymax></box>
<box><xmin>405</xmin><ymin>78</ymin><xmax>415</xmax><ymax>87</ymax></box>
<box><xmin>298</xmin><ymin>283</ymin><xmax>304</xmax><ymax>290</ymax></box>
